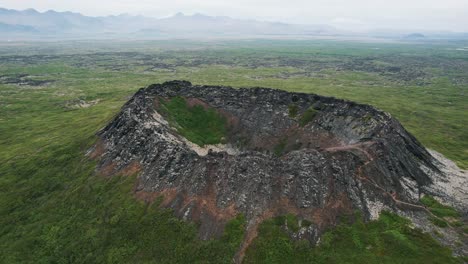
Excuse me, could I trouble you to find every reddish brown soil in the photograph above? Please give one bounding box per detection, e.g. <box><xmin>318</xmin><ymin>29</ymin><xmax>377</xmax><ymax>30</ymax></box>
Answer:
<box><xmin>88</xmin><ymin>139</ymin><xmax>105</xmax><ymax>159</ymax></box>
<box><xmin>120</xmin><ymin>161</ymin><xmax>142</xmax><ymax>176</ymax></box>
<box><xmin>98</xmin><ymin>162</ymin><xmax>117</xmax><ymax>177</ymax></box>
<box><xmin>135</xmin><ymin>182</ymin><xmax>238</xmax><ymax>239</ymax></box>
<box><xmin>186</xmin><ymin>97</ymin><xmax>210</xmax><ymax>110</ymax></box>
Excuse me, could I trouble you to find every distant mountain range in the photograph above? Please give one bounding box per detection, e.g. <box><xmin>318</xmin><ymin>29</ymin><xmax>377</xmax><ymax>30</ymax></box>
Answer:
<box><xmin>1</xmin><ymin>8</ymin><xmax>467</xmax><ymax>41</ymax></box>
<box><xmin>0</xmin><ymin>8</ymin><xmax>339</xmax><ymax>40</ymax></box>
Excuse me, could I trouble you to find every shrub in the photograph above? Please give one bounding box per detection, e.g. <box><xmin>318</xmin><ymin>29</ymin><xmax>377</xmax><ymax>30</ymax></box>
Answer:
<box><xmin>299</xmin><ymin>107</ymin><xmax>317</xmax><ymax>127</ymax></box>
<box><xmin>301</xmin><ymin>219</ymin><xmax>312</xmax><ymax>227</ymax></box>
<box><xmin>273</xmin><ymin>139</ymin><xmax>287</xmax><ymax>156</ymax></box>
<box><xmin>285</xmin><ymin>214</ymin><xmax>299</xmax><ymax>232</ymax></box>
<box><xmin>288</xmin><ymin>104</ymin><xmax>298</xmax><ymax>118</ymax></box>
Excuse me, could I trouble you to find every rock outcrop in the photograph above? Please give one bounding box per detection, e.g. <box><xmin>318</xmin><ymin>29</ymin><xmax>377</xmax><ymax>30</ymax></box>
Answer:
<box><xmin>91</xmin><ymin>80</ymin><xmax>467</xmax><ymax>260</ymax></box>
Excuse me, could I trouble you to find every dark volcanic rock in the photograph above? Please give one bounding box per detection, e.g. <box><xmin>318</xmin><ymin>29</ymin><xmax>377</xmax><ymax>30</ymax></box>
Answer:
<box><xmin>91</xmin><ymin>80</ymin><xmax>466</xmax><ymax>259</ymax></box>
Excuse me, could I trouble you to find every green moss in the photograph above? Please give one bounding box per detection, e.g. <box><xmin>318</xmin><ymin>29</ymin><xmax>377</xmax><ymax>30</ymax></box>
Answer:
<box><xmin>273</xmin><ymin>215</ymin><xmax>286</xmax><ymax>226</ymax></box>
<box><xmin>433</xmin><ymin>229</ymin><xmax>444</xmax><ymax>238</ymax></box>
<box><xmin>159</xmin><ymin>97</ymin><xmax>227</xmax><ymax>146</ymax></box>
<box><xmin>362</xmin><ymin>113</ymin><xmax>373</xmax><ymax>122</ymax></box>
<box><xmin>430</xmin><ymin>217</ymin><xmax>449</xmax><ymax>228</ymax></box>
<box><xmin>285</xmin><ymin>214</ymin><xmax>300</xmax><ymax>232</ymax></box>
<box><xmin>273</xmin><ymin>138</ymin><xmax>287</xmax><ymax>156</ymax></box>
<box><xmin>288</xmin><ymin>104</ymin><xmax>298</xmax><ymax>118</ymax></box>
<box><xmin>299</xmin><ymin>107</ymin><xmax>317</xmax><ymax>127</ymax></box>
<box><xmin>270</xmin><ymin>214</ymin><xmax>300</xmax><ymax>232</ymax></box>
<box><xmin>463</xmin><ymin>227</ymin><xmax>468</xmax><ymax>234</ymax></box>
<box><xmin>301</xmin><ymin>219</ymin><xmax>312</xmax><ymax>227</ymax></box>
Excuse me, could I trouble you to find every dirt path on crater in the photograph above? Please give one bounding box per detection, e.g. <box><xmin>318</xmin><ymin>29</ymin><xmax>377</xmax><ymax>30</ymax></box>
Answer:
<box><xmin>324</xmin><ymin>141</ymin><xmax>375</xmax><ymax>161</ymax></box>
<box><xmin>233</xmin><ymin>220</ymin><xmax>262</xmax><ymax>263</ymax></box>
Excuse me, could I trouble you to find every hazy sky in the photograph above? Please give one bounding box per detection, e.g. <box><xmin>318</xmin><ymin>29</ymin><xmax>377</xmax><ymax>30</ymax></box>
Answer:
<box><xmin>1</xmin><ymin>0</ymin><xmax>467</xmax><ymax>31</ymax></box>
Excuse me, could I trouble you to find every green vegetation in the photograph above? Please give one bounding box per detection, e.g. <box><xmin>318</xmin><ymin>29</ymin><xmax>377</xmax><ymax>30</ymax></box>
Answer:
<box><xmin>301</xmin><ymin>219</ymin><xmax>312</xmax><ymax>227</ymax></box>
<box><xmin>362</xmin><ymin>113</ymin><xmax>373</xmax><ymax>122</ymax></box>
<box><xmin>273</xmin><ymin>138</ymin><xmax>287</xmax><ymax>156</ymax></box>
<box><xmin>0</xmin><ymin>89</ymin><xmax>244</xmax><ymax>263</ymax></box>
<box><xmin>462</xmin><ymin>256</ymin><xmax>468</xmax><ymax>263</ymax></box>
<box><xmin>299</xmin><ymin>107</ymin><xmax>318</xmax><ymax>127</ymax></box>
<box><xmin>288</xmin><ymin>104</ymin><xmax>298</xmax><ymax>118</ymax></box>
<box><xmin>1</xmin><ymin>40</ymin><xmax>467</xmax><ymax>262</ymax></box>
<box><xmin>420</xmin><ymin>195</ymin><xmax>460</xmax><ymax>218</ymax></box>
<box><xmin>159</xmin><ymin>97</ymin><xmax>227</xmax><ymax>146</ymax></box>
<box><xmin>273</xmin><ymin>214</ymin><xmax>301</xmax><ymax>232</ymax></box>
<box><xmin>0</xmin><ymin>132</ymin><xmax>245</xmax><ymax>263</ymax></box>
<box><xmin>430</xmin><ymin>216</ymin><xmax>449</xmax><ymax>228</ymax></box>
<box><xmin>244</xmin><ymin>211</ymin><xmax>462</xmax><ymax>263</ymax></box>
<box><xmin>420</xmin><ymin>195</ymin><xmax>466</xmax><ymax>229</ymax></box>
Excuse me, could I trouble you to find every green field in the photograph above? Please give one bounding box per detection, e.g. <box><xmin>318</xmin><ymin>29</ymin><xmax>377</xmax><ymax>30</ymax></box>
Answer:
<box><xmin>0</xmin><ymin>40</ymin><xmax>467</xmax><ymax>263</ymax></box>
<box><xmin>244</xmin><ymin>211</ymin><xmax>460</xmax><ymax>264</ymax></box>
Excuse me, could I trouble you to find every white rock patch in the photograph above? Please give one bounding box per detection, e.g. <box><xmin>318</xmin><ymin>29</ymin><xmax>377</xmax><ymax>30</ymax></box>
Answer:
<box><xmin>182</xmin><ymin>138</ymin><xmax>240</xmax><ymax>156</ymax></box>
<box><xmin>400</xmin><ymin>176</ymin><xmax>420</xmax><ymax>202</ymax></box>
<box><xmin>366</xmin><ymin>199</ymin><xmax>386</xmax><ymax>220</ymax></box>
<box><xmin>422</xmin><ymin>149</ymin><xmax>468</xmax><ymax>211</ymax></box>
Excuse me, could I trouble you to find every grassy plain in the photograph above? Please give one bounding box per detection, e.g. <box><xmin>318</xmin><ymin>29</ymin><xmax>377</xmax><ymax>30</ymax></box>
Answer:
<box><xmin>0</xmin><ymin>39</ymin><xmax>467</xmax><ymax>263</ymax></box>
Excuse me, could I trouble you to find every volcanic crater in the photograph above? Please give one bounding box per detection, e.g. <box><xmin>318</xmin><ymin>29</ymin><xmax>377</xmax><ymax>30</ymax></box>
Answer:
<box><xmin>91</xmin><ymin>80</ymin><xmax>467</xmax><ymax>261</ymax></box>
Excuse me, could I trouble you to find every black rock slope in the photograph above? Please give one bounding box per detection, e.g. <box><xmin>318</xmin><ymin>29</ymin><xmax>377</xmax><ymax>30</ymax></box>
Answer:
<box><xmin>91</xmin><ymin>80</ymin><xmax>466</xmax><ymax>259</ymax></box>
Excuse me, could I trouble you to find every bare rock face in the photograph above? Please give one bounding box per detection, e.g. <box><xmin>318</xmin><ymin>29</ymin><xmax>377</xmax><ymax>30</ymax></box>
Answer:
<box><xmin>92</xmin><ymin>80</ymin><xmax>466</xmax><ymax>258</ymax></box>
